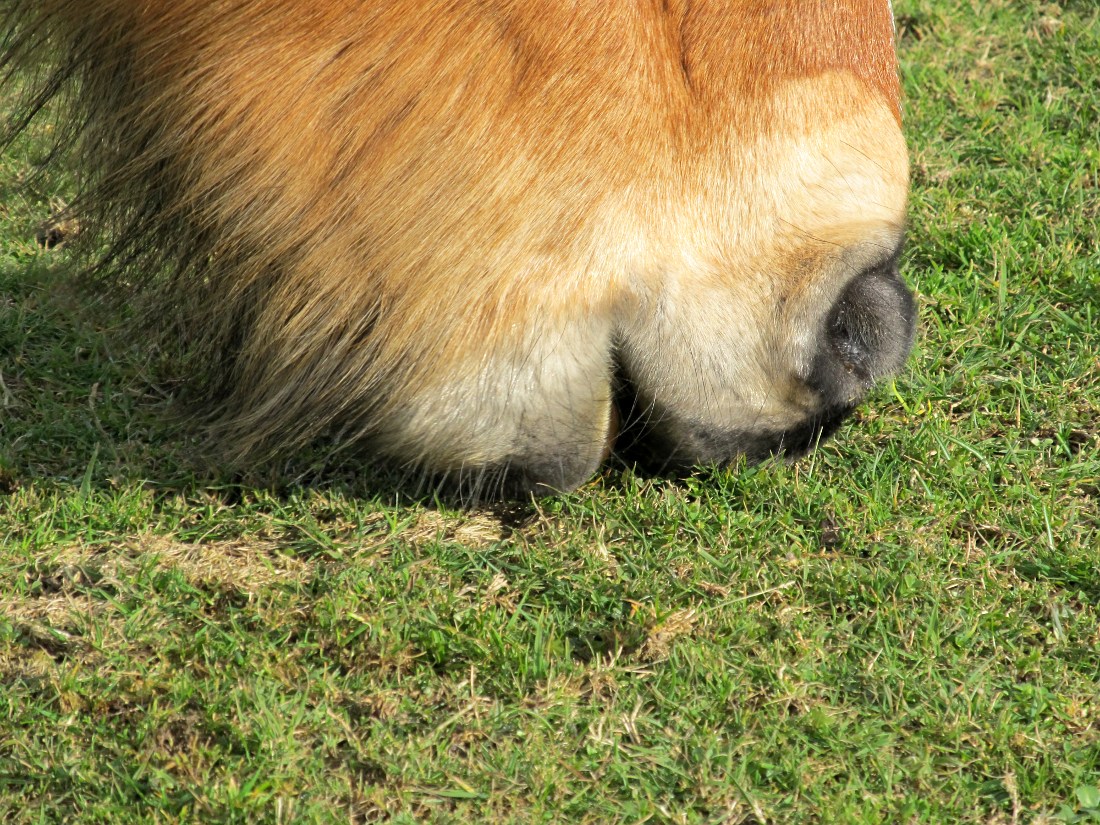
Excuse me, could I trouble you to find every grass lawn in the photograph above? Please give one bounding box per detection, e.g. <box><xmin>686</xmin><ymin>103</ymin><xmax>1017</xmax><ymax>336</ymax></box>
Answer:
<box><xmin>1</xmin><ymin>1</ymin><xmax>1098</xmax><ymax>822</ymax></box>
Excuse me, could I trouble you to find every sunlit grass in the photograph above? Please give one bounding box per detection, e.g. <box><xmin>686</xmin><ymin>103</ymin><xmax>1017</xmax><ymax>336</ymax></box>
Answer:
<box><xmin>1</xmin><ymin>2</ymin><xmax>1098</xmax><ymax>822</ymax></box>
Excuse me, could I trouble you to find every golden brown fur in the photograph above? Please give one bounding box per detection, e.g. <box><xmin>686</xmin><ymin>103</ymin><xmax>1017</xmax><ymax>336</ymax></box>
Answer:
<box><xmin>1</xmin><ymin>0</ymin><xmax>913</xmax><ymax>497</ymax></box>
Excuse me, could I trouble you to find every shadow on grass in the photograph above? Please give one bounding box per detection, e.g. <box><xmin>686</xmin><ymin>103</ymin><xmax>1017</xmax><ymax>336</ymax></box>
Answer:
<box><xmin>0</xmin><ymin>255</ymin><xmax>439</xmax><ymax>507</ymax></box>
<box><xmin>1015</xmin><ymin>556</ymin><xmax>1100</xmax><ymax>605</ymax></box>
<box><xmin>1</xmin><ymin>251</ymin><xmax>757</xmax><ymax>520</ymax></box>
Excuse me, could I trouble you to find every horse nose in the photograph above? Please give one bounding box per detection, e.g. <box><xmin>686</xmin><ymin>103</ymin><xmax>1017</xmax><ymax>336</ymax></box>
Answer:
<box><xmin>808</xmin><ymin>254</ymin><xmax>916</xmax><ymax>406</ymax></box>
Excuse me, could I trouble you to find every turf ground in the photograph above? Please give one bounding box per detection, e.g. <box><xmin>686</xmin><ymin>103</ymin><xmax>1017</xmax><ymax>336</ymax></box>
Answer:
<box><xmin>1</xmin><ymin>1</ymin><xmax>1098</xmax><ymax>822</ymax></box>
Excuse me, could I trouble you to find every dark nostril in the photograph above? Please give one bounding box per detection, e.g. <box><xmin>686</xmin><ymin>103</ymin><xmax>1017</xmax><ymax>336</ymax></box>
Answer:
<box><xmin>810</xmin><ymin>254</ymin><xmax>916</xmax><ymax>406</ymax></box>
<box><xmin>829</xmin><ymin>296</ymin><xmax>873</xmax><ymax>378</ymax></box>
<box><xmin>825</xmin><ymin>263</ymin><xmax>916</xmax><ymax>381</ymax></box>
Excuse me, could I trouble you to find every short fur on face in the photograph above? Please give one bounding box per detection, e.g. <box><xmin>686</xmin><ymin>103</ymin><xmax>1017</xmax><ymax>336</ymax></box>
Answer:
<box><xmin>1</xmin><ymin>0</ymin><xmax>914</xmax><ymax>497</ymax></box>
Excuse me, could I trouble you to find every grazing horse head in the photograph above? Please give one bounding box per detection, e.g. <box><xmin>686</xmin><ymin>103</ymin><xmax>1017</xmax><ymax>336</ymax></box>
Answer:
<box><xmin>2</xmin><ymin>0</ymin><xmax>914</xmax><ymax>498</ymax></box>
